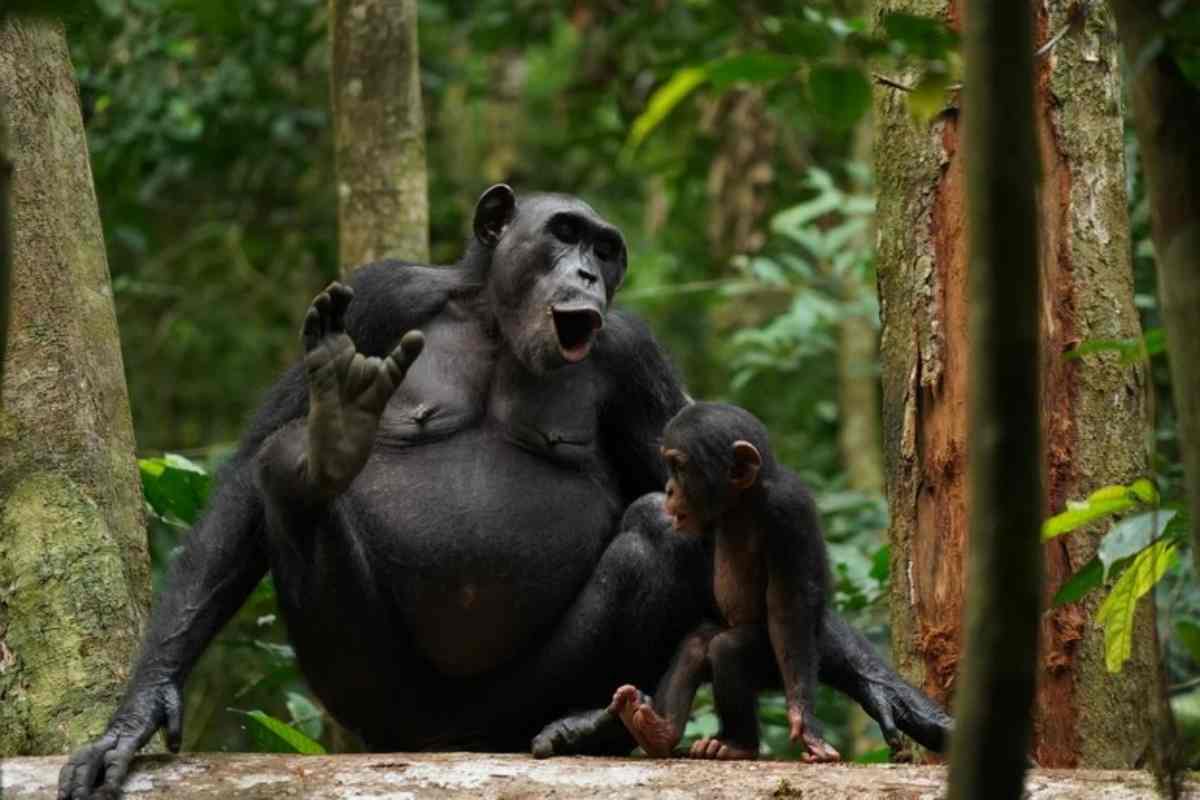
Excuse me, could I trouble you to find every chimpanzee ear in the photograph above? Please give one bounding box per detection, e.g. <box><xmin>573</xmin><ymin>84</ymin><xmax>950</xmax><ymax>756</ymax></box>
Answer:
<box><xmin>474</xmin><ymin>184</ymin><xmax>517</xmax><ymax>248</ymax></box>
<box><xmin>730</xmin><ymin>440</ymin><xmax>762</xmax><ymax>490</ymax></box>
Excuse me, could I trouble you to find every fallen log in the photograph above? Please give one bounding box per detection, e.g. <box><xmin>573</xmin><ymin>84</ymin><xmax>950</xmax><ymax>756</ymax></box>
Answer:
<box><xmin>1</xmin><ymin>752</ymin><xmax>1192</xmax><ymax>799</ymax></box>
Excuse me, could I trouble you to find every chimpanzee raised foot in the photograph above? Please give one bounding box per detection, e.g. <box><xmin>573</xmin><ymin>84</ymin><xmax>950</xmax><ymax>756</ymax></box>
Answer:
<box><xmin>59</xmin><ymin>185</ymin><xmax>949</xmax><ymax>800</ymax></box>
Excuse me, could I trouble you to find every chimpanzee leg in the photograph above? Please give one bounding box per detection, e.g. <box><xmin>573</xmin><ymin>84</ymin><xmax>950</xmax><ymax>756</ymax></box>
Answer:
<box><xmin>688</xmin><ymin>625</ymin><xmax>774</xmax><ymax>760</ymax></box>
<box><xmin>462</xmin><ymin>494</ymin><xmax>712</xmax><ymax>757</ymax></box>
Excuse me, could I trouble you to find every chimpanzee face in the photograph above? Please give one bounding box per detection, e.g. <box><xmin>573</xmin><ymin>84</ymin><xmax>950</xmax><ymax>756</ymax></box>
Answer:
<box><xmin>473</xmin><ymin>185</ymin><xmax>627</xmax><ymax>375</ymax></box>
<box><xmin>660</xmin><ymin>404</ymin><xmax>765</xmax><ymax>535</ymax></box>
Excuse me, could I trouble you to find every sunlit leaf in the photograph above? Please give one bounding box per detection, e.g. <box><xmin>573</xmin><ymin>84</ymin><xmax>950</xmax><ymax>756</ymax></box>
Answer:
<box><xmin>908</xmin><ymin>69</ymin><xmax>951</xmax><ymax>123</ymax></box>
<box><xmin>140</xmin><ymin>453</ymin><xmax>211</xmax><ymax>525</ymax></box>
<box><xmin>808</xmin><ymin>64</ymin><xmax>871</xmax><ymax>129</ymax></box>
<box><xmin>1042</xmin><ymin>482</ymin><xmax>1154</xmax><ymax>540</ymax></box>
<box><xmin>1096</xmin><ymin>541</ymin><xmax>1178</xmax><ymax>672</ymax></box>
<box><xmin>232</xmin><ymin>709</ymin><xmax>326</xmax><ymax>754</ymax></box>
<box><xmin>625</xmin><ymin>66</ymin><xmax>709</xmax><ymax>155</ymax></box>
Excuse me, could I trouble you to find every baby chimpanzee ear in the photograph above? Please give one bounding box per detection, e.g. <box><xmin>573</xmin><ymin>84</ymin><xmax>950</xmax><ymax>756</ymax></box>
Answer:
<box><xmin>474</xmin><ymin>184</ymin><xmax>517</xmax><ymax>248</ymax></box>
<box><xmin>729</xmin><ymin>440</ymin><xmax>762</xmax><ymax>490</ymax></box>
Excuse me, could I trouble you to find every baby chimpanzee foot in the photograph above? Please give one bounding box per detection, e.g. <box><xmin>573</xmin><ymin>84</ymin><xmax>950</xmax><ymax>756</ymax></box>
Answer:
<box><xmin>687</xmin><ymin>737</ymin><xmax>757</xmax><ymax>761</ymax></box>
<box><xmin>302</xmin><ymin>282</ymin><xmax>423</xmax><ymax>497</ymax></box>
<box><xmin>608</xmin><ymin>685</ymin><xmax>679</xmax><ymax>757</ymax></box>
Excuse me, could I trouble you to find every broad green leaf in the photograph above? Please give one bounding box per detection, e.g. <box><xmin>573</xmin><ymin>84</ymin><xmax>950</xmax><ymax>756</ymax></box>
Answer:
<box><xmin>286</xmin><ymin>691</ymin><xmax>325</xmax><ymax>741</ymax></box>
<box><xmin>854</xmin><ymin>746</ymin><xmax>893</xmax><ymax>764</ymax></box>
<box><xmin>625</xmin><ymin>67</ymin><xmax>709</xmax><ymax>154</ymax></box>
<box><xmin>708</xmin><ymin>53</ymin><xmax>798</xmax><ymax>87</ymax></box>
<box><xmin>140</xmin><ymin>454</ymin><xmax>211</xmax><ymax>524</ymax></box>
<box><xmin>1051</xmin><ymin>557</ymin><xmax>1103</xmax><ymax>607</ymax></box>
<box><xmin>882</xmin><ymin>12</ymin><xmax>959</xmax><ymax>60</ymax></box>
<box><xmin>233</xmin><ymin>709</ymin><xmax>326</xmax><ymax>754</ymax></box>
<box><xmin>1096</xmin><ymin>541</ymin><xmax>1178</xmax><ymax>672</ymax></box>
<box><xmin>870</xmin><ymin>545</ymin><xmax>890</xmax><ymax>584</ymax></box>
<box><xmin>1097</xmin><ymin>510</ymin><xmax>1176</xmax><ymax>577</ymax></box>
<box><xmin>908</xmin><ymin>70</ymin><xmax>951</xmax><ymax>123</ymax></box>
<box><xmin>808</xmin><ymin>65</ymin><xmax>872</xmax><ymax>129</ymax></box>
<box><xmin>1177</xmin><ymin>620</ymin><xmax>1200</xmax><ymax>665</ymax></box>
<box><xmin>1042</xmin><ymin>482</ymin><xmax>1152</xmax><ymax>540</ymax></box>
<box><xmin>1128</xmin><ymin>478</ymin><xmax>1159</xmax><ymax>505</ymax></box>
<box><xmin>1065</xmin><ymin>331</ymin><xmax>1165</xmax><ymax>364</ymax></box>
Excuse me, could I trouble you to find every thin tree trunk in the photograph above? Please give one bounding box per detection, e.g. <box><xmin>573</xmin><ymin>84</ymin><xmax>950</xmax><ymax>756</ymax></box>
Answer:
<box><xmin>873</xmin><ymin>0</ymin><xmax>1157</xmax><ymax>766</ymax></box>
<box><xmin>1111</xmin><ymin>2</ymin><xmax>1200</xmax><ymax>580</ymax></box>
<box><xmin>947</xmin><ymin>1</ymin><xmax>1041</xmax><ymax>796</ymax></box>
<box><xmin>0</xmin><ymin>16</ymin><xmax>149</xmax><ymax>754</ymax></box>
<box><xmin>0</xmin><ymin>90</ymin><xmax>10</xmax><ymax>400</ymax></box>
<box><xmin>838</xmin><ymin>120</ymin><xmax>884</xmax><ymax>495</ymax></box>
<box><xmin>329</xmin><ymin>0</ymin><xmax>428</xmax><ymax>271</ymax></box>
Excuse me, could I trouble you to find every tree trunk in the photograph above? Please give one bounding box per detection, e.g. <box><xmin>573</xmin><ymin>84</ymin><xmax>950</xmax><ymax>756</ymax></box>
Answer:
<box><xmin>0</xmin><ymin>80</ymin><xmax>10</xmax><ymax>398</ymax></box>
<box><xmin>2</xmin><ymin>753</ymin><xmax>1189</xmax><ymax>799</ymax></box>
<box><xmin>873</xmin><ymin>0</ymin><xmax>1158</xmax><ymax>767</ymax></box>
<box><xmin>0</xmin><ymin>16</ymin><xmax>149</xmax><ymax>755</ymax></box>
<box><xmin>329</xmin><ymin>0</ymin><xmax>429</xmax><ymax>271</ymax></box>
<box><xmin>838</xmin><ymin>120</ymin><xmax>885</xmax><ymax>495</ymax></box>
<box><xmin>1110</xmin><ymin>2</ymin><xmax>1200</xmax><ymax>580</ymax></box>
<box><xmin>947</xmin><ymin>1</ymin><xmax>1041</xmax><ymax>797</ymax></box>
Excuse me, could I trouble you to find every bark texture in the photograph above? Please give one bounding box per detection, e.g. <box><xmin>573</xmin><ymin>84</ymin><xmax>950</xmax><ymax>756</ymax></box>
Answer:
<box><xmin>3</xmin><ymin>753</ymin><xmax>1193</xmax><ymax>799</ymax></box>
<box><xmin>947</xmin><ymin>1</ymin><xmax>1042</xmax><ymax>797</ymax></box>
<box><xmin>330</xmin><ymin>0</ymin><xmax>429</xmax><ymax>271</ymax></box>
<box><xmin>873</xmin><ymin>0</ymin><xmax>1156</xmax><ymax>767</ymax></box>
<box><xmin>0</xmin><ymin>17</ymin><xmax>150</xmax><ymax>755</ymax></box>
<box><xmin>1110</xmin><ymin>2</ymin><xmax>1200</xmax><ymax>579</ymax></box>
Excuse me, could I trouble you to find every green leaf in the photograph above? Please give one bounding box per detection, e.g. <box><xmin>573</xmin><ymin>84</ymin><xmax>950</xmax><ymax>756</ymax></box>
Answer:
<box><xmin>708</xmin><ymin>53</ymin><xmax>798</xmax><ymax>87</ymax></box>
<box><xmin>140</xmin><ymin>454</ymin><xmax>211</xmax><ymax>525</ymax></box>
<box><xmin>1042</xmin><ymin>482</ymin><xmax>1153</xmax><ymax>540</ymax></box>
<box><xmin>882</xmin><ymin>12</ymin><xmax>959</xmax><ymax>60</ymax></box>
<box><xmin>286</xmin><ymin>691</ymin><xmax>325</xmax><ymax>741</ymax></box>
<box><xmin>1064</xmin><ymin>331</ymin><xmax>1165</xmax><ymax>364</ymax></box>
<box><xmin>1177</xmin><ymin>620</ymin><xmax>1200</xmax><ymax>665</ymax></box>
<box><xmin>1097</xmin><ymin>510</ymin><xmax>1176</xmax><ymax>577</ymax></box>
<box><xmin>1052</xmin><ymin>557</ymin><xmax>1104</xmax><ymax>607</ymax></box>
<box><xmin>854</xmin><ymin>746</ymin><xmax>893</xmax><ymax>764</ymax></box>
<box><xmin>1096</xmin><ymin>541</ymin><xmax>1178</xmax><ymax>672</ymax></box>
<box><xmin>232</xmin><ymin>709</ymin><xmax>326</xmax><ymax>754</ymax></box>
<box><xmin>625</xmin><ymin>66</ymin><xmax>709</xmax><ymax>154</ymax></box>
<box><xmin>908</xmin><ymin>69</ymin><xmax>951</xmax><ymax>123</ymax></box>
<box><xmin>808</xmin><ymin>65</ymin><xmax>871</xmax><ymax>129</ymax></box>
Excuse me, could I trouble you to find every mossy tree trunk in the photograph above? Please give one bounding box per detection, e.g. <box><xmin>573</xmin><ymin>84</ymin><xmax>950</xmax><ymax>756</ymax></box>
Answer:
<box><xmin>330</xmin><ymin>0</ymin><xmax>429</xmax><ymax>271</ymax></box>
<box><xmin>873</xmin><ymin>0</ymin><xmax>1157</xmax><ymax>766</ymax></box>
<box><xmin>1111</xmin><ymin>2</ymin><xmax>1200</xmax><ymax>578</ymax></box>
<box><xmin>947</xmin><ymin>0</ymin><xmax>1041</xmax><ymax>796</ymax></box>
<box><xmin>0</xmin><ymin>16</ymin><xmax>149</xmax><ymax>755</ymax></box>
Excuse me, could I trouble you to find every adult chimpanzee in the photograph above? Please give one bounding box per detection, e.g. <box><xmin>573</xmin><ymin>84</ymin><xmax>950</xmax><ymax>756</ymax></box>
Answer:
<box><xmin>59</xmin><ymin>186</ymin><xmax>950</xmax><ymax>800</ymax></box>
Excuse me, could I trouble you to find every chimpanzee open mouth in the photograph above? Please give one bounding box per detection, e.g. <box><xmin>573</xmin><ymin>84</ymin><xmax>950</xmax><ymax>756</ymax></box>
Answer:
<box><xmin>552</xmin><ymin>306</ymin><xmax>603</xmax><ymax>363</ymax></box>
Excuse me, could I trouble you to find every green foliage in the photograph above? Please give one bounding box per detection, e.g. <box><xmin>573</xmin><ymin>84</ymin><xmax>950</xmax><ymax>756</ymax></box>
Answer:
<box><xmin>1097</xmin><ymin>540</ymin><xmax>1179</xmax><ymax>672</ymax></box>
<box><xmin>1041</xmin><ymin>479</ymin><xmax>1158</xmax><ymax>540</ymax></box>
<box><xmin>140</xmin><ymin>454</ymin><xmax>210</xmax><ymax>526</ymax></box>
<box><xmin>231</xmin><ymin>709</ymin><xmax>327</xmax><ymax>754</ymax></box>
<box><xmin>1064</xmin><ymin>327</ymin><xmax>1166</xmax><ymax>364</ymax></box>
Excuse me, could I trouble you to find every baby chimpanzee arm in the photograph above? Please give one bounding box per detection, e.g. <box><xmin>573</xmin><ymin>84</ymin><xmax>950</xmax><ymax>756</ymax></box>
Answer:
<box><xmin>764</xmin><ymin>477</ymin><xmax>840</xmax><ymax>762</ymax></box>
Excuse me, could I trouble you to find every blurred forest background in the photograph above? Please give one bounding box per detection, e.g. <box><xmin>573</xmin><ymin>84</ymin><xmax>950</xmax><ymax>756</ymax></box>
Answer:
<box><xmin>48</xmin><ymin>0</ymin><xmax>1197</xmax><ymax>762</ymax></box>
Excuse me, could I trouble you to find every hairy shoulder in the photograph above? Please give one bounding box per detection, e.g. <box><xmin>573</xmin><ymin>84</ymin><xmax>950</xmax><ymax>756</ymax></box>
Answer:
<box><xmin>343</xmin><ymin>261</ymin><xmax>470</xmax><ymax>353</ymax></box>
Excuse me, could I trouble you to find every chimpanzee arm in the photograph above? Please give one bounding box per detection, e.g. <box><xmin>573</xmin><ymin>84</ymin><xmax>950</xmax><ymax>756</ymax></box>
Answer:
<box><xmin>57</xmin><ymin>365</ymin><xmax>311</xmax><ymax>800</ymax></box>
<box><xmin>763</xmin><ymin>475</ymin><xmax>840</xmax><ymax>761</ymax></box>
<box><xmin>595</xmin><ymin>310</ymin><xmax>690</xmax><ymax>501</ymax></box>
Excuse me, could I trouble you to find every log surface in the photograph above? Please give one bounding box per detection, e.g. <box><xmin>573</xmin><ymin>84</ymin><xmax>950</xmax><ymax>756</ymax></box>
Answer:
<box><xmin>2</xmin><ymin>753</ymin><xmax>1193</xmax><ymax>799</ymax></box>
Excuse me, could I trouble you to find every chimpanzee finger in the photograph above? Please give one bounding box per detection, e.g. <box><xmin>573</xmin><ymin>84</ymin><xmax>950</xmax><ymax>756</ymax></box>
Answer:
<box><xmin>164</xmin><ymin>690</ymin><xmax>184</xmax><ymax>753</ymax></box>
<box><xmin>399</xmin><ymin>330</ymin><xmax>425</xmax><ymax>367</ymax></box>
<box><xmin>312</xmin><ymin>291</ymin><xmax>333</xmax><ymax>332</ymax></box>
<box><xmin>302</xmin><ymin>307</ymin><xmax>322</xmax><ymax>352</ymax></box>
<box><xmin>97</xmin><ymin>736</ymin><xmax>140</xmax><ymax>800</ymax></box>
<box><xmin>327</xmin><ymin>283</ymin><xmax>353</xmax><ymax>333</ymax></box>
<box><xmin>64</xmin><ymin>737</ymin><xmax>110</xmax><ymax>800</ymax></box>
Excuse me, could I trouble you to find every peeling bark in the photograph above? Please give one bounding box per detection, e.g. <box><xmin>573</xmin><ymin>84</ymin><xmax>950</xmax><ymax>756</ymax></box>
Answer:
<box><xmin>873</xmin><ymin>0</ymin><xmax>1156</xmax><ymax>767</ymax></box>
<box><xmin>330</xmin><ymin>0</ymin><xmax>429</xmax><ymax>271</ymax></box>
<box><xmin>0</xmin><ymin>17</ymin><xmax>149</xmax><ymax>755</ymax></box>
<box><xmin>1</xmin><ymin>753</ymin><xmax>1192</xmax><ymax>800</ymax></box>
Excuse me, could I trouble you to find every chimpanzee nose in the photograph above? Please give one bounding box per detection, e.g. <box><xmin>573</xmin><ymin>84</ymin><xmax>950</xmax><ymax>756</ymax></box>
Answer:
<box><xmin>578</xmin><ymin>268</ymin><xmax>598</xmax><ymax>285</ymax></box>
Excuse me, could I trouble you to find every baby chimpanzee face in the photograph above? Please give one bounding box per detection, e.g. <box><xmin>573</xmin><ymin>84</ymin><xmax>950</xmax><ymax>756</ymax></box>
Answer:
<box><xmin>661</xmin><ymin>446</ymin><xmax>708</xmax><ymax>534</ymax></box>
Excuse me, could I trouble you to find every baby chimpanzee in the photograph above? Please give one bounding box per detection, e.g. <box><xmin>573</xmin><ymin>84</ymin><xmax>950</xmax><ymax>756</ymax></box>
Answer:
<box><xmin>609</xmin><ymin>402</ymin><xmax>841</xmax><ymax>762</ymax></box>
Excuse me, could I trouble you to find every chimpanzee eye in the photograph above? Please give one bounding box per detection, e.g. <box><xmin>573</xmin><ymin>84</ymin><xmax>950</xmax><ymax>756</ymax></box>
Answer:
<box><xmin>550</xmin><ymin>215</ymin><xmax>580</xmax><ymax>245</ymax></box>
<box><xmin>594</xmin><ymin>233</ymin><xmax>621</xmax><ymax>262</ymax></box>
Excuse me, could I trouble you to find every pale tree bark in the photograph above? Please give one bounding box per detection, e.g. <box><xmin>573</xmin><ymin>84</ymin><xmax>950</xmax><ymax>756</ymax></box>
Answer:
<box><xmin>1110</xmin><ymin>2</ymin><xmax>1200</xmax><ymax>580</ymax></box>
<box><xmin>3</xmin><ymin>753</ymin><xmax>1192</xmax><ymax>799</ymax></box>
<box><xmin>873</xmin><ymin>0</ymin><xmax>1158</xmax><ymax>766</ymax></box>
<box><xmin>948</xmin><ymin>0</ymin><xmax>1041</xmax><ymax>796</ymax></box>
<box><xmin>0</xmin><ymin>16</ymin><xmax>149</xmax><ymax>755</ymax></box>
<box><xmin>330</xmin><ymin>0</ymin><xmax>429</xmax><ymax>271</ymax></box>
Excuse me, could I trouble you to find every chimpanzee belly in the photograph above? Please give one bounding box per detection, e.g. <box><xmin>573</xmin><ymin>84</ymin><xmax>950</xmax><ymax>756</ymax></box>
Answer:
<box><xmin>269</xmin><ymin>427</ymin><xmax>622</xmax><ymax>733</ymax></box>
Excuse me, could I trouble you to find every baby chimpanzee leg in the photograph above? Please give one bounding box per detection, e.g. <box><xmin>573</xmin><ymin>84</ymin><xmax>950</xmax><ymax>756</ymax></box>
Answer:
<box><xmin>688</xmin><ymin>625</ymin><xmax>774</xmax><ymax>760</ymax></box>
